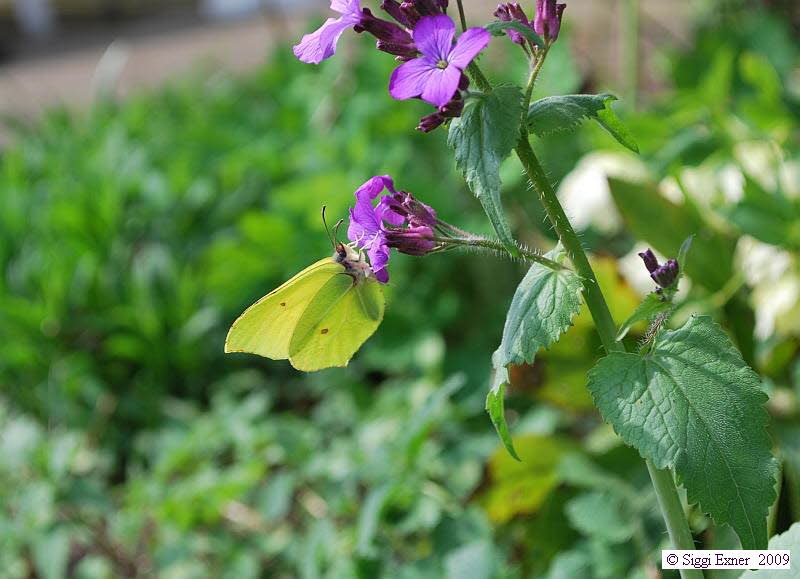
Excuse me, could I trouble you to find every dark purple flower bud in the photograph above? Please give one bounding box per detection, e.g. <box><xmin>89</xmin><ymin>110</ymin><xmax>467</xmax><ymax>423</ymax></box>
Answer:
<box><xmin>439</xmin><ymin>96</ymin><xmax>464</xmax><ymax>118</ymax></box>
<box><xmin>381</xmin><ymin>191</ymin><xmax>438</xmax><ymax>227</ymax></box>
<box><xmin>458</xmin><ymin>72</ymin><xmax>470</xmax><ymax>91</ymax></box>
<box><xmin>399</xmin><ymin>2</ymin><xmax>421</xmax><ymax>25</ymax></box>
<box><xmin>417</xmin><ymin>112</ymin><xmax>446</xmax><ymax>133</ymax></box>
<box><xmin>651</xmin><ymin>259</ymin><xmax>679</xmax><ymax>288</ymax></box>
<box><xmin>382</xmin><ymin>0</ymin><xmax>413</xmax><ymax>27</ymax></box>
<box><xmin>385</xmin><ymin>225</ymin><xmax>437</xmax><ymax>256</ymax></box>
<box><xmin>494</xmin><ymin>3</ymin><xmax>533</xmax><ymax>46</ymax></box>
<box><xmin>411</xmin><ymin>0</ymin><xmax>444</xmax><ymax>16</ymax></box>
<box><xmin>377</xmin><ymin>41</ymin><xmax>419</xmax><ymax>59</ymax></box>
<box><xmin>638</xmin><ymin>248</ymin><xmax>659</xmax><ymax>273</ymax></box>
<box><xmin>356</xmin><ymin>9</ymin><xmax>414</xmax><ymax>43</ymax></box>
<box><xmin>534</xmin><ymin>0</ymin><xmax>566</xmax><ymax>41</ymax></box>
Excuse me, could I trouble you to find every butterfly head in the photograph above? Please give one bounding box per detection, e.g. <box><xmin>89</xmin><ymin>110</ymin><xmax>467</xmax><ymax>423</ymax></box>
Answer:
<box><xmin>334</xmin><ymin>243</ymin><xmax>373</xmax><ymax>282</ymax></box>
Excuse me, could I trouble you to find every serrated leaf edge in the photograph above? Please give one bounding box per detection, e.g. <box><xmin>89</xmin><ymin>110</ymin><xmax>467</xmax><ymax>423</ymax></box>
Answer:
<box><xmin>587</xmin><ymin>315</ymin><xmax>778</xmax><ymax>549</ymax></box>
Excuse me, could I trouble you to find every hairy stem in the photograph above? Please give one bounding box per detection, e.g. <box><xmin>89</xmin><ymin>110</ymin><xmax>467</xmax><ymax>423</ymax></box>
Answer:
<box><xmin>455</xmin><ymin>0</ymin><xmax>493</xmax><ymax>92</ymax></box>
<box><xmin>648</xmin><ymin>463</ymin><xmax>703</xmax><ymax>579</ymax></box>
<box><xmin>517</xmin><ymin>66</ymin><xmax>701</xmax><ymax>574</ymax></box>
<box><xmin>515</xmin><ymin>139</ymin><xmax>621</xmax><ymax>353</ymax></box>
<box><xmin>522</xmin><ymin>47</ymin><xmax>549</xmax><ymax>113</ymax></box>
<box><xmin>430</xmin><ymin>235</ymin><xmax>564</xmax><ymax>270</ymax></box>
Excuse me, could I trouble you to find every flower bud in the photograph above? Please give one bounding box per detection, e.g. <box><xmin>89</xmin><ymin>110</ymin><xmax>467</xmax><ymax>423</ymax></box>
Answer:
<box><xmin>534</xmin><ymin>0</ymin><xmax>566</xmax><ymax>41</ymax></box>
<box><xmin>651</xmin><ymin>259</ymin><xmax>679</xmax><ymax>288</ymax></box>
<box><xmin>357</xmin><ymin>9</ymin><xmax>415</xmax><ymax>44</ymax></box>
<box><xmin>399</xmin><ymin>2</ymin><xmax>421</xmax><ymax>25</ymax></box>
<box><xmin>382</xmin><ymin>191</ymin><xmax>438</xmax><ymax>227</ymax></box>
<box><xmin>417</xmin><ymin>112</ymin><xmax>446</xmax><ymax>133</ymax></box>
<box><xmin>638</xmin><ymin>249</ymin><xmax>659</xmax><ymax>273</ymax></box>
<box><xmin>494</xmin><ymin>3</ymin><xmax>532</xmax><ymax>46</ymax></box>
<box><xmin>410</xmin><ymin>0</ymin><xmax>444</xmax><ymax>16</ymax></box>
<box><xmin>439</xmin><ymin>96</ymin><xmax>464</xmax><ymax>118</ymax></box>
<box><xmin>385</xmin><ymin>225</ymin><xmax>437</xmax><ymax>256</ymax></box>
<box><xmin>381</xmin><ymin>0</ymin><xmax>413</xmax><ymax>27</ymax></box>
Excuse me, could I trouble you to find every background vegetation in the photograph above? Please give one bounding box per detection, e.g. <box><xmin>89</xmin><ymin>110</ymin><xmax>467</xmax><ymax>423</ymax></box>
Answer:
<box><xmin>0</xmin><ymin>2</ymin><xmax>798</xmax><ymax>577</ymax></box>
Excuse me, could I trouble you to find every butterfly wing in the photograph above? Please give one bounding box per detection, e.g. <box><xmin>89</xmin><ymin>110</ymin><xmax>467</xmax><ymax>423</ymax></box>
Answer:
<box><xmin>224</xmin><ymin>258</ymin><xmax>341</xmax><ymax>360</ymax></box>
<box><xmin>288</xmin><ymin>276</ymin><xmax>385</xmax><ymax>372</ymax></box>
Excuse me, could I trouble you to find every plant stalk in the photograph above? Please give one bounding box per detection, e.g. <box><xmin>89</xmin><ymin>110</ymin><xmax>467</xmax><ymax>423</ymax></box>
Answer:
<box><xmin>430</xmin><ymin>235</ymin><xmax>564</xmax><ymax>270</ymax></box>
<box><xmin>515</xmin><ymin>73</ymin><xmax>701</xmax><ymax>576</ymax></box>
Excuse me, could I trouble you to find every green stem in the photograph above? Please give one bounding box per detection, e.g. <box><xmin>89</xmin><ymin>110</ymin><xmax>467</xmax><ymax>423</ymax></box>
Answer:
<box><xmin>647</xmin><ymin>463</ymin><xmax>704</xmax><ymax>579</ymax></box>
<box><xmin>430</xmin><ymin>236</ymin><xmax>564</xmax><ymax>270</ymax></box>
<box><xmin>516</xmin><ymin>123</ymin><xmax>702</xmax><ymax>576</ymax></box>
<box><xmin>455</xmin><ymin>0</ymin><xmax>468</xmax><ymax>30</ymax></box>
<box><xmin>522</xmin><ymin>47</ymin><xmax>549</xmax><ymax>113</ymax></box>
<box><xmin>515</xmin><ymin>138</ymin><xmax>621</xmax><ymax>353</ymax></box>
<box><xmin>455</xmin><ymin>0</ymin><xmax>493</xmax><ymax>92</ymax></box>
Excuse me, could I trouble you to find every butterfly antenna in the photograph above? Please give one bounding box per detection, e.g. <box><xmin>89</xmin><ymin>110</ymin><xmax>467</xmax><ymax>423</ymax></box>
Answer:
<box><xmin>333</xmin><ymin>219</ymin><xmax>344</xmax><ymax>244</ymax></box>
<box><xmin>321</xmin><ymin>206</ymin><xmax>336</xmax><ymax>250</ymax></box>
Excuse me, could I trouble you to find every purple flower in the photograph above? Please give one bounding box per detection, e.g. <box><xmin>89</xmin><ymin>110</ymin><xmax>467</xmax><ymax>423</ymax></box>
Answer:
<box><xmin>533</xmin><ymin>0</ymin><xmax>566</xmax><ymax>42</ymax></box>
<box><xmin>347</xmin><ymin>177</ymin><xmax>442</xmax><ymax>282</ymax></box>
<box><xmin>293</xmin><ymin>0</ymin><xmax>363</xmax><ymax>64</ymax></box>
<box><xmin>638</xmin><ymin>249</ymin><xmax>679</xmax><ymax>288</ymax></box>
<box><xmin>347</xmin><ymin>176</ymin><xmax>401</xmax><ymax>283</ymax></box>
<box><xmin>389</xmin><ymin>15</ymin><xmax>490</xmax><ymax>107</ymax></box>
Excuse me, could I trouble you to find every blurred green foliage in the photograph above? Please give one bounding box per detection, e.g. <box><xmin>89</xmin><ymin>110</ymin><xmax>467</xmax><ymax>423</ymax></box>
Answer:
<box><xmin>0</xmin><ymin>3</ymin><xmax>798</xmax><ymax>578</ymax></box>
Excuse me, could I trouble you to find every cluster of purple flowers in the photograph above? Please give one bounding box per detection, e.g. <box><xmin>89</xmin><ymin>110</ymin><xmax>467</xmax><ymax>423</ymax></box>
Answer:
<box><xmin>293</xmin><ymin>1</ymin><xmax>567</xmax><ymax>282</ymax></box>
<box><xmin>294</xmin><ymin>1</ymin><xmax>565</xmax><ymax>133</ymax></box>
<box><xmin>346</xmin><ymin>176</ymin><xmax>440</xmax><ymax>283</ymax></box>
<box><xmin>294</xmin><ymin>0</ymin><xmax>492</xmax><ymax>132</ymax></box>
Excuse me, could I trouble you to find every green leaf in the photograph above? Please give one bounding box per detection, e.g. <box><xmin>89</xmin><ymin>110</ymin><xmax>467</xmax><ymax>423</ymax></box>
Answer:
<box><xmin>487</xmin><ymin>247</ymin><xmax>582</xmax><ymax>458</ymax></box>
<box><xmin>565</xmin><ymin>492</ymin><xmax>635</xmax><ymax>543</ymax></box>
<box><xmin>677</xmin><ymin>234</ymin><xmax>694</xmax><ymax>273</ymax></box>
<box><xmin>486</xmin><ymin>360</ymin><xmax>520</xmax><ymax>461</ymax></box>
<box><xmin>616</xmin><ymin>293</ymin><xmax>673</xmax><ymax>341</ymax></box>
<box><xmin>587</xmin><ymin>316</ymin><xmax>778</xmax><ymax>549</ymax></box>
<box><xmin>740</xmin><ymin>522</ymin><xmax>800</xmax><ymax>578</ymax></box>
<box><xmin>496</xmin><ymin>247</ymin><xmax>583</xmax><ymax>366</ymax></box>
<box><xmin>527</xmin><ymin>94</ymin><xmax>639</xmax><ymax>152</ymax></box>
<box><xmin>607</xmin><ymin>177</ymin><xmax>736</xmax><ymax>291</ymax></box>
<box><xmin>449</xmin><ymin>86</ymin><xmax>523</xmax><ymax>255</ymax></box>
<box><xmin>485</xmin><ymin>21</ymin><xmax>543</xmax><ymax>47</ymax></box>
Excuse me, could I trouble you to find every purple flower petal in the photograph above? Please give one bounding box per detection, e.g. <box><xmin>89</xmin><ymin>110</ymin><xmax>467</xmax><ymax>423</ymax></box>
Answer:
<box><xmin>377</xmin><ymin>197</ymin><xmax>406</xmax><ymax>226</ymax></box>
<box><xmin>293</xmin><ymin>14</ymin><xmax>360</xmax><ymax>64</ymax></box>
<box><xmin>447</xmin><ymin>27</ymin><xmax>491</xmax><ymax>69</ymax></box>
<box><xmin>420</xmin><ymin>65</ymin><xmax>461</xmax><ymax>107</ymax></box>
<box><xmin>413</xmin><ymin>14</ymin><xmax>456</xmax><ymax>60</ymax></box>
<box><xmin>355</xmin><ymin>175</ymin><xmax>396</xmax><ymax>201</ymax></box>
<box><xmin>389</xmin><ymin>57</ymin><xmax>439</xmax><ymax>101</ymax></box>
<box><xmin>374</xmin><ymin>267</ymin><xmax>389</xmax><ymax>284</ymax></box>
<box><xmin>330</xmin><ymin>0</ymin><xmax>360</xmax><ymax>14</ymax></box>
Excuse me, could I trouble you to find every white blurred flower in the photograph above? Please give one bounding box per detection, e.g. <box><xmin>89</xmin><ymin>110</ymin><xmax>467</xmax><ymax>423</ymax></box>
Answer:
<box><xmin>718</xmin><ymin>163</ymin><xmax>745</xmax><ymax>203</ymax></box>
<box><xmin>557</xmin><ymin>152</ymin><xmax>649</xmax><ymax>234</ymax></box>
<box><xmin>735</xmin><ymin>236</ymin><xmax>792</xmax><ymax>286</ymax></box>
<box><xmin>736</xmin><ymin>236</ymin><xmax>800</xmax><ymax>339</ymax></box>
<box><xmin>752</xmin><ymin>278</ymin><xmax>800</xmax><ymax>340</ymax></box>
<box><xmin>734</xmin><ymin>141</ymin><xmax>779</xmax><ymax>192</ymax></box>
<box><xmin>779</xmin><ymin>159</ymin><xmax>800</xmax><ymax>199</ymax></box>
